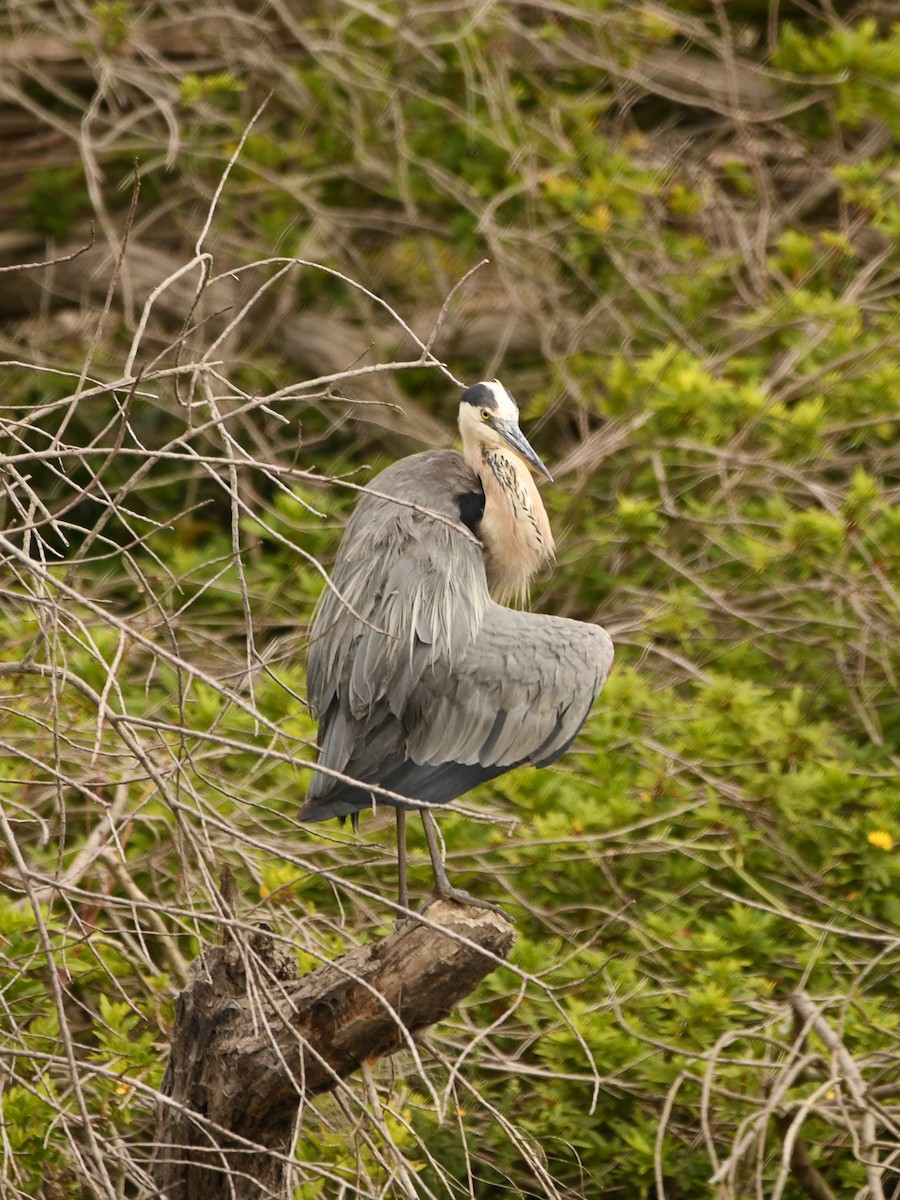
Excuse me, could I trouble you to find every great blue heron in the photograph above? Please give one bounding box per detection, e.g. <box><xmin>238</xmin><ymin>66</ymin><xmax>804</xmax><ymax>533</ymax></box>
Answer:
<box><xmin>300</xmin><ymin>381</ymin><xmax>613</xmax><ymax>908</ymax></box>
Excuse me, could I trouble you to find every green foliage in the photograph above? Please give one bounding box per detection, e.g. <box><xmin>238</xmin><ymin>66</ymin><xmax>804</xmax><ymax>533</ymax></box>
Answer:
<box><xmin>90</xmin><ymin>0</ymin><xmax>131</xmax><ymax>51</ymax></box>
<box><xmin>178</xmin><ymin>71</ymin><xmax>244</xmax><ymax>109</ymax></box>
<box><xmin>776</xmin><ymin>20</ymin><xmax>900</xmax><ymax>134</ymax></box>
<box><xmin>20</xmin><ymin>166</ymin><xmax>92</xmax><ymax>239</ymax></box>
<box><xmin>2</xmin><ymin>0</ymin><xmax>899</xmax><ymax>1196</ymax></box>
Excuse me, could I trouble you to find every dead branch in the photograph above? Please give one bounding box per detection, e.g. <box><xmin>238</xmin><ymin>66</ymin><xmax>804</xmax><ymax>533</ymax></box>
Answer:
<box><xmin>772</xmin><ymin>1111</ymin><xmax>837</xmax><ymax>1200</ymax></box>
<box><xmin>153</xmin><ymin>901</ymin><xmax>515</xmax><ymax>1200</ymax></box>
<box><xmin>790</xmin><ymin>991</ymin><xmax>889</xmax><ymax>1200</ymax></box>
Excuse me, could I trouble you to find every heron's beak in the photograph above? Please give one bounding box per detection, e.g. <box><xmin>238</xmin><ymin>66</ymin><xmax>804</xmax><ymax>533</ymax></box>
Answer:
<box><xmin>496</xmin><ymin>419</ymin><xmax>553</xmax><ymax>482</ymax></box>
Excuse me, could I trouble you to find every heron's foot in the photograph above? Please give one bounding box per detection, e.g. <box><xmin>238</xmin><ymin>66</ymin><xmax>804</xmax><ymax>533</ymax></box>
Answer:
<box><xmin>424</xmin><ymin>886</ymin><xmax>512</xmax><ymax>920</ymax></box>
<box><xmin>417</xmin><ymin>811</ymin><xmax>513</xmax><ymax>920</ymax></box>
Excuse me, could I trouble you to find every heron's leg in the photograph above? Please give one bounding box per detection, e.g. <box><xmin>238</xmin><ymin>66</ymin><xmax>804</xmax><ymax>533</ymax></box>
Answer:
<box><xmin>420</xmin><ymin>808</ymin><xmax>455</xmax><ymax>896</ymax></box>
<box><xmin>396</xmin><ymin>808</ymin><xmax>409</xmax><ymax>910</ymax></box>
<box><xmin>419</xmin><ymin>809</ymin><xmax>508</xmax><ymax>915</ymax></box>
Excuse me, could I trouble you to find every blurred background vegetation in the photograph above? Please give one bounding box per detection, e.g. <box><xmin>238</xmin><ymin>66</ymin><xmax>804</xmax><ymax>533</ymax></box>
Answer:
<box><xmin>0</xmin><ymin>0</ymin><xmax>898</xmax><ymax>1196</ymax></box>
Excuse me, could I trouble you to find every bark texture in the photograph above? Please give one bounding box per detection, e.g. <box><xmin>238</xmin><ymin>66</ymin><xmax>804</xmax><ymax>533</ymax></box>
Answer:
<box><xmin>153</xmin><ymin>902</ymin><xmax>515</xmax><ymax>1200</ymax></box>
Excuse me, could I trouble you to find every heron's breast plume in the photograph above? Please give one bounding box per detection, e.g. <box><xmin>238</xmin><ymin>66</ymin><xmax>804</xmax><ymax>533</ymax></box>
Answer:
<box><xmin>477</xmin><ymin>447</ymin><xmax>555</xmax><ymax>604</ymax></box>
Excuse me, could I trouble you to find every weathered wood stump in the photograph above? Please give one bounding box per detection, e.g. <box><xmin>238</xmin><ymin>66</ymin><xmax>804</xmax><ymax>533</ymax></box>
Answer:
<box><xmin>152</xmin><ymin>902</ymin><xmax>516</xmax><ymax>1200</ymax></box>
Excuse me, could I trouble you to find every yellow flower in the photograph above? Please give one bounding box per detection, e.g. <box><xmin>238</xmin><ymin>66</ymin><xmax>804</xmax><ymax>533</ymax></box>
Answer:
<box><xmin>580</xmin><ymin>203</ymin><xmax>612</xmax><ymax>234</ymax></box>
<box><xmin>867</xmin><ymin>830</ymin><xmax>894</xmax><ymax>852</ymax></box>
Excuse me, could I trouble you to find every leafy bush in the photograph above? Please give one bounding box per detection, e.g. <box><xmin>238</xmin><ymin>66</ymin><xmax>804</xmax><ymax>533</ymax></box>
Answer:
<box><xmin>0</xmin><ymin>1</ymin><xmax>898</xmax><ymax>1197</ymax></box>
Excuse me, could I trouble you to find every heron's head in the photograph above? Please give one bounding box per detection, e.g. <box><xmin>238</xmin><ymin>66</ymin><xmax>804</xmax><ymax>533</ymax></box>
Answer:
<box><xmin>458</xmin><ymin>381</ymin><xmax>552</xmax><ymax>481</ymax></box>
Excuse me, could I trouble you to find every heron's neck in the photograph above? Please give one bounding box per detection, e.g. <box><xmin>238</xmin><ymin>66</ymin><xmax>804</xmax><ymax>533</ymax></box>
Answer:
<box><xmin>467</xmin><ymin>442</ymin><xmax>555</xmax><ymax>603</ymax></box>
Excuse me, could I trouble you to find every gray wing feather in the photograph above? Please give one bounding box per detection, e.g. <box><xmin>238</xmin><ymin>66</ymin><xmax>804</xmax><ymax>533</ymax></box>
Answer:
<box><xmin>405</xmin><ymin>609</ymin><xmax>613</xmax><ymax>770</ymax></box>
<box><xmin>308</xmin><ymin>452</ymin><xmax>486</xmax><ymax>717</ymax></box>
<box><xmin>305</xmin><ymin>451</ymin><xmax>488</xmax><ymax>805</ymax></box>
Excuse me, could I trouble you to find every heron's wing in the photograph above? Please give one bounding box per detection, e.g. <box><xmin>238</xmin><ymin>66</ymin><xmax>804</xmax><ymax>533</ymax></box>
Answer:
<box><xmin>304</xmin><ymin>451</ymin><xmax>489</xmax><ymax>811</ymax></box>
<box><xmin>301</xmin><ymin>605</ymin><xmax>612</xmax><ymax>819</ymax></box>
<box><xmin>404</xmin><ymin>605</ymin><xmax>613</xmax><ymax>774</ymax></box>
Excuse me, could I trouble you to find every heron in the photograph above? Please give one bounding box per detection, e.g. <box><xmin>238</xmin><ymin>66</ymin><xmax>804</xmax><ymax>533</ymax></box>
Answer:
<box><xmin>300</xmin><ymin>381</ymin><xmax>613</xmax><ymax>909</ymax></box>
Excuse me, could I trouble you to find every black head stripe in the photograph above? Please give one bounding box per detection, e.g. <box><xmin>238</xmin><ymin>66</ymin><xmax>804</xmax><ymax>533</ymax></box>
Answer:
<box><xmin>460</xmin><ymin>382</ymin><xmax>497</xmax><ymax>410</ymax></box>
<box><xmin>457</xmin><ymin>488</ymin><xmax>486</xmax><ymax>534</ymax></box>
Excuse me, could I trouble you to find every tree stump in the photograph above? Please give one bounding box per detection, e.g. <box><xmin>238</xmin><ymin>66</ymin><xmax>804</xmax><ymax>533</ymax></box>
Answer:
<box><xmin>152</xmin><ymin>902</ymin><xmax>516</xmax><ymax>1200</ymax></box>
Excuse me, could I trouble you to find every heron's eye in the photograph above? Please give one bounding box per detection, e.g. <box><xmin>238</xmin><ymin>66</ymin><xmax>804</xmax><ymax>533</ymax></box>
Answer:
<box><xmin>481</xmin><ymin>409</ymin><xmax>492</xmax><ymax>422</ymax></box>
